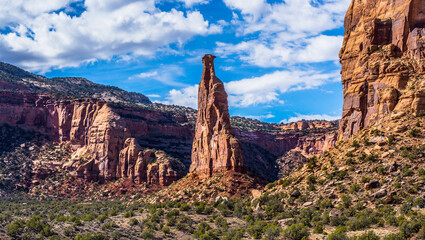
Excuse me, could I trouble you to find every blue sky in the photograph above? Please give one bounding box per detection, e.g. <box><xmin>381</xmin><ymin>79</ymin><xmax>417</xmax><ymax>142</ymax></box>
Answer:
<box><xmin>0</xmin><ymin>0</ymin><xmax>351</xmax><ymax>123</ymax></box>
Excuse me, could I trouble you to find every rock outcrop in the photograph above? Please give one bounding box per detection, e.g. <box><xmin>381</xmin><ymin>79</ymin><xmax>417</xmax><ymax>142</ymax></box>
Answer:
<box><xmin>339</xmin><ymin>0</ymin><xmax>425</xmax><ymax>140</ymax></box>
<box><xmin>0</xmin><ymin>91</ymin><xmax>189</xmax><ymax>186</ymax></box>
<box><xmin>190</xmin><ymin>55</ymin><xmax>243</xmax><ymax>178</ymax></box>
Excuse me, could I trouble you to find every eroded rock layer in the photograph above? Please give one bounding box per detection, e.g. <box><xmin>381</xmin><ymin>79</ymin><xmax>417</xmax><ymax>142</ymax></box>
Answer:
<box><xmin>340</xmin><ymin>0</ymin><xmax>425</xmax><ymax>140</ymax></box>
<box><xmin>190</xmin><ymin>55</ymin><xmax>243</xmax><ymax>178</ymax></box>
<box><xmin>0</xmin><ymin>91</ymin><xmax>190</xmax><ymax>186</ymax></box>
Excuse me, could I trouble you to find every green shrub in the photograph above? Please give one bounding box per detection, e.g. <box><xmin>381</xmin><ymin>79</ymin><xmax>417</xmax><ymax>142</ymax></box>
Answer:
<box><xmin>141</xmin><ymin>229</ymin><xmax>155</xmax><ymax>239</ymax></box>
<box><xmin>383</xmin><ymin>233</ymin><xmax>404</xmax><ymax>240</ymax></box>
<box><xmin>349</xmin><ymin>184</ymin><xmax>361</xmax><ymax>193</ymax></box>
<box><xmin>74</xmin><ymin>233</ymin><xmax>108</xmax><ymax>240</ymax></box>
<box><xmin>97</xmin><ymin>214</ymin><xmax>108</xmax><ymax>223</ymax></box>
<box><xmin>313</xmin><ymin>225</ymin><xmax>324</xmax><ymax>234</ymax></box>
<box><xmin>129</xmin><ymin>218</ymin><xmax>139</xmax><ymax>226</ymax></box>
<box><xmin>193</xmin><ymin>222</ymin><xmax>212</xmax><ymax>239</ymax></box>
<box><xmin>124</xmin><ymin>211</ymin><xmax>133</xmax><ymax>218</ymax></box>
<box><xmin>283</xmin><ymin>223</ymin><xmax>309</xmax><ymax>240</ymax></box>
<box><xmin>409</xmin><ymin>129</ymin><xmax>420</xmax><ymax>137</ymax></box>
<box><xmin>399</xmin><ymin>220</ymin><xmax>422</xmax><ymax>238</ymax></box>
<box><xmin>215</xmin><ymin>216</ymin><xmax>228</xmax><ymax>230</ymax></box>
<box><xmin>351</xmin><ymin>141</ymin><xmax>360</xmax><ymax>148</ymax></box>
<box><xmin>180</xmin><ymin>203</ymin><xmax>191</xmax><ymax>211</ymax></box>
<box><xmin>327</xmin><ymin>227</ymin><xmax>348</xmax><ymax>240</ymax></box>
<box><xmin>308</xmin><ymin>156</ymin><xmax>317</xmax><ymax>169</ymax></box>
<box><xmin>355</xmin><ymin>231</ymin><xmax>379</xmax><ymax>240</ymax></box>
<box><xmin>6</xmin><ymin>219</ymin><xmax>25</xmax><ymax>238</ymax></box>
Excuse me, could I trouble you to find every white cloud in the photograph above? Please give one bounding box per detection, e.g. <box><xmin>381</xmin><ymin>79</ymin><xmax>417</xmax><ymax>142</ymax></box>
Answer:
<box><xmin>161</xmin><ymin>84</ymin><xmax>199</xmax><ymax>109</ymax></box>
<box><xmin>0</xmin><ymin>0</ymin><xmax>221</xmax><ymax>72</ymax></box>
<box><xmin>130</xmin><ymin>71</ymin><xmax>158</xmax><ymax>79</ymax></box>
<box><xmin>178</xmin><ymin>0</ymin><xmax>210</xmax><ymax>7</ymax></box>
<box><xmin>162</xmin><ymin>68</ymin><xmax>340</xmax><ymax>108</ymax></box>
<box><xmin>225</xmin><ymin>69</ymin><xmax>340</xmax><ymax>107</ymax></box>
<box><xmin>243</xmin><ymin>114</ymin><xmax>275</xmax><ymax>121</ymax></box>
<box><xmin>128</xmin><ymin>65</ymin><xmax>187</xmax><ymax>87</ymax></box>
<box><xmin>219</xmin><ymin>0</ymin><xmax>350</xmax><ymax>67</ymax></box>
<box><xmin>281</xmin><ymin>113</ymin><xmax>340</xmax><ymax>124</ymax></box>
<box><xmin>147</xmin><ymin>94</ymin><xmax>161</xmax><ymax>98</ymax></box>
<box><xmin>223</xmin><ymin>0</ymin><xmax>267</xmax><ymax>19</ymax></box>
<box><xmin>216</xmin><ymin>35</ymin><xmax>343</xmax><ymax>67</ymax></box>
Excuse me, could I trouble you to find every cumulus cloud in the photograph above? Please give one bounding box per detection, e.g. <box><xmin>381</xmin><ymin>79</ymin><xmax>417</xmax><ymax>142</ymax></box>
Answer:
<box><xmin>281</xmin><ymin>113</ymin><xmax>340</xmax><ymax>124</ymax></box>
<box><xmin>216</xmin><ymin>35</ymin><xmax>343</xmax><ymax>67</ymax></box>
<box><xmin>0</xmin><ymin>0</ymin><xmax>221</xmax><ymax>72</ymax></box>
<box><xmin>218</xmin><ymin>0</ymin><xmax>350</xmax><ymax>67</ymax></box>
<box><xmin>161</xmin><ymin>84</ymin><xmax>199</xmax><ymax>109</ymax></box>
<box><xmin>243</xmin><ymin>114</ymin><xmax>275</xmax><ymax>121</ymax></box>
<box><xmin>178</xmin><ymin>0</ymin><xmax>210</xmax><ymax>7</ymax></box>
<box><xmin>161</xmin><ymin>69</ymin><xmax>340</xmax><ymax>108</ymax></box>
<box><xmin>128</xmin><ymin>65</ymin><xmax>187</xmax><ymax>87</ymax></box>
<box><xmin>226</xmin><ymin>69</ymin><xmax>340</xmax><ymax>107</ymax></box>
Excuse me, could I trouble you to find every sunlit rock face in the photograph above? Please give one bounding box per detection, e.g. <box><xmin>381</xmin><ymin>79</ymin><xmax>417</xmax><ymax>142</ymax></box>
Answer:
<box><xmin>190</xmin><ymin>55</ymin><xmax>243</xmax><ymax>178</ymax></box>
<box><xmin>339</xmin><ymin>0</ymin><xmax>425</xmax><ymax>140</ymax></box>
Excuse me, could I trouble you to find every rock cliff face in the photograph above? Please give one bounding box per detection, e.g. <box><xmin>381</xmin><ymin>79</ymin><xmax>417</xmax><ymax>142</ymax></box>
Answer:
<box><xmin>0</xmin><ymin>91</ymin><xmax>189</xmax><ymax>186</ymax></box>
<box><xmin>190</xmin><ymin>55</ymin><xmax>243</xmax><ymax>178</ymax></box>
<box><xmin>340</xmin><ymin>0</ymin><xmax>425</xmax><ymax>140</ymax></box>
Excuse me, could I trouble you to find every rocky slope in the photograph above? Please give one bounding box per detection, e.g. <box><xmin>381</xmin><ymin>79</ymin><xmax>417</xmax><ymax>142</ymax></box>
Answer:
<box><xmin>190</xmin><ymin>55</ymin><xmax>243</xmax><ymax>178</ymax></box>
<box><xmin>339</xmin><ymin>0</ymin><xmax>425</xmax><ymax>140</ymax></box>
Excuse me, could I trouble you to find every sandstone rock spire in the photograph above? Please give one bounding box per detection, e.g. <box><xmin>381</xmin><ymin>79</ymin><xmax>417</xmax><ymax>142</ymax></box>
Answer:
<box><xmin>190</xmin><ymin>54</ymin><xmax>243</xmax><ymax>178</ymax></box>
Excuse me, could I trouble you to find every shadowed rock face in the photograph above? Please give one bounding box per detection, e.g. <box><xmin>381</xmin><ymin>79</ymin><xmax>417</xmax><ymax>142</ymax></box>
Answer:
<box><xmin>190</xmin><ymin>55</ymin><xmax>243</xmax><ymax>178</ymax></box>
<box><xmin>339</xmin><ymin>0</ymin><xmax>425</xmax><ymax>140</ymax></box>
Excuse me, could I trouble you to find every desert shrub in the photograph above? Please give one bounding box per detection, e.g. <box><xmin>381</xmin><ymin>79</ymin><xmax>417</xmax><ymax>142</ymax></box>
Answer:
<box><xmin>351</xmin><ymin>140</ymin><xmax>360</xmax><ymax>148</ymax></box>
<box><xmin>388</xmin><ymin>136</ymin><xmax>395</xmax><ymax>145</ymax></box>
<box><xmin>281</xmin><ymin>178</ymin><xmax>293</xmax><ymax>187</ymax></box>
<box><xmin>308</xmin><ymin>156</ymin><xmax>317</xmax><ymax>169</ymax></box>
<box><xmin>263</xmin><ymin>223</ymin><xmax>281</xmax><ymax>240</ymax></box>
<box><xmin>349</xmin><ymin>184</ymin><xmax>361</xmax><ymax>193</ymax></box>
<box><xmin>129</xmin><ymin>218</ymin><xmax>139</xmax><ymax>226</ymax></box>
<box><xmin>222</xmin><ymin>228</ymin><xmax>245</xmax><ymax>240</ymax></box>
<box><xmin>409</xmin><ymin>129</ymin><xmax>420</xmax><ymax>137</ymax></box>
<box><xmin>355</xmin><ymin>231</ymin><xmax>379</xmax><ymax>240</ymax></box>
<box><xmin>283</xmin><ymin>223</ymin><xmax>309</xmax><ymax>240</ymax></box>
<box><xmin>247</xmin><ymin>221</ymin><xmax>268</xmax><ymax>239</ymax></box>
<box><xmin>110</xmin><ymin>209</ymin><xmax>118</xmax><ymax>216</ymax></box>
<box><xmin>327</xmin><ymin>227</ymin><xmax>348</xmax><ymax>240</ymax></box>
<box><xmin>307</xmin><ymin>175</ymin><xmax>317</xmax><ymax>185</ymax></box>
<box><xmin>383</xmin><ymin>233</ymin><xmax>404</xmax><ymax>240</ymax></box>
<box><xmin>320</xmin><ymin>199</ymin><xmax>334</xmax><ymax>209</ymax></box>
<box><xmin>141</xmin><ymin>229</ymin><xmax>155</xmax><ymax>239</ymax></box>
<box><xmin>399</xmin><ymin>220</ymin><xmax>422</xmax><ymax>238</ymax></box>
<box><xmin>124</xmin><ymin>210</ymin><xmax>133</xmax><ymax>218</ymax></box>
<box><xmin>193</xmin><ymin>222</ymin><xmax>212</xmax><ymax>238</ymax></box>
<box><xmin>330</xmin><ymin>215</ymin><xmax>348</xmax><ymax>227</ymax></box>
<box><xmin>97</xmin><ymin>214</ymin><xmax>108</xmax><ymax>223</ymax></box>
<box><xmin>101</xmin><ymin>221</ymin><xmax>118</xmax><ymax>230</ymax></box>
<box><xmin>215</xmin><ymin>216</ymin><xmax>228</xmax><ymax>230</ymax></box>
<box><xmin>6</xmin><ymin>219</ymin><xmax>25</xmax><ymax>238</ymax></box>
<box><xmin>180</xmin><ymin>203</ymin><xmax>191</xmax><ymax>211</ymax></box>
<box><xmin>341</xmin><ymin>194</ymin><xmax>352</xmax><ymax>208</ymax></box>
<box><xmin>313</xmin><ymin>225</ymin><xmax>324</xmax><ymax>234</ymax></box>
<box><xmin>74</xmin><ymin>233</ymin><xmax>108</xmax><ymax>240</ymax></box>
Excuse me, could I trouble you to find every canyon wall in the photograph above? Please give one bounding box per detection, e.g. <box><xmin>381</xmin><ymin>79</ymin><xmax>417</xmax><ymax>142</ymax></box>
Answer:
<box><xmin>340</xmin><ymin>0</ymin><xmax>425</xmax><ymax>140</ymax></box>
<box><xmin>0</xmin><ymin>91</ymin><xmax>191</xmax><ymax>186</ymax></box>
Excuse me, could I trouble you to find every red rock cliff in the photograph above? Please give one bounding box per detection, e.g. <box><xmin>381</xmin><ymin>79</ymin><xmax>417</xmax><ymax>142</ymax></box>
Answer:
<box><xmin>340</xmin><ymin>0</ymin><xmax>425</xmax><ymax>140</ymax></box>
<box><xmin>0</xmin><ymin>91</ymin><xmax>189</xmax><ymax>186</ymax></box>
<box><xmin>190</xmin><ymin>55</ymin><xmax>243</xmax><ymax>177</ymax></box>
